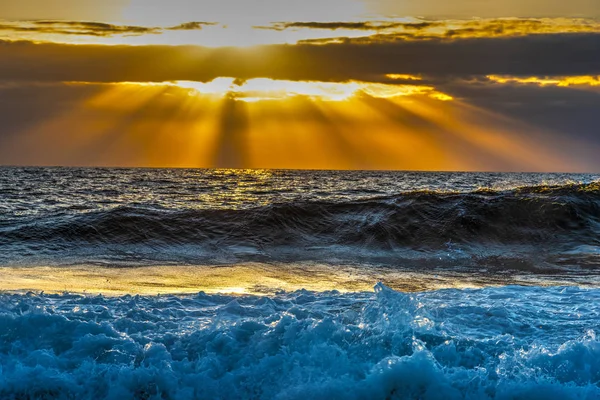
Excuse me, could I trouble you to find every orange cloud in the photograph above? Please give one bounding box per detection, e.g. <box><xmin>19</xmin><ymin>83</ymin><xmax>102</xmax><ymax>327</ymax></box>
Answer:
<box><xmin>487</xmin><ymin>75</ymin><xmax>600</xmax><ymax>87</ymax></box>
<box><xmin>0</xmin><ymin>19</ymin><xmax>217</xmax><ymax>38</ymax></box>
<box><xmin>1</xmin><ymin>17</ymin><xmax>599</xmax><ymax>47</ymax></box>
<box><xmin>271</xmin><ymin>18</ymin><xmax>600</xmax><ymax>43</ymax></box>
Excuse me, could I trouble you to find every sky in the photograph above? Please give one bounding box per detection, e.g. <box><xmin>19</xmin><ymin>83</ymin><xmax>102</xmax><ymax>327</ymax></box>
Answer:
<box><xmin>0</xmin><ymin>0</ymin><xmax>599</xmax><ymax>171</ymax></box>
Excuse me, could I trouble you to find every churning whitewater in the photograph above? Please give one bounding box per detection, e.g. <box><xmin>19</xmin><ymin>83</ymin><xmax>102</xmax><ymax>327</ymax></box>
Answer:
<box><xmin>0</xmin><ymin>285</ymin><xmax>599</xmax><ymax>399</ymax></box>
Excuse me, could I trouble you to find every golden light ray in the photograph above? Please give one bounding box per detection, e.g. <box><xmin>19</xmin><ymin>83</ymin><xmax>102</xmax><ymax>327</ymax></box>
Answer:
<box><xmin>293</xmin><ymin>97</ymin><xmax>373</xmax><ymax>169</ymax></box>
<box><xmin>400</xmin><ymin>95</ymin><xmax>593</xmax><ymax>171</ymax></box>
<box><xmin>69</xmin><ymin>83</ymin><xmax>185</xmax><ymax>166</ymax></box>
<box><xmin>354</xmin><ymin>94</ymin><xmax>457</xmax><ymax>170</ymax></box>
<box><xmin>1</xmin><ymin>83</ymin><xmax>168</xmax><ymax>166</ymax></box>
<box><xmin>243</xmin><ymin>99</ymin><xmax>312</xmax><ymax>168</ymax></box>
<box><xmin>114</xmin><ymin>90</ymin><xmax>222</xmax><ymax>167</ymax></box>
<box><xmin>244</xmin><ymin>97</ymin><xmax>349</xmax><ymax>168</ymax></box>
<box><xmin>3</xmin><ymin>77</ymin><xmax>591</xmax><ymax>171</ymax></box>
<box><xmin>213</xmin><ymin>95</ymin><xmax>251</xmax><ymax>168</ymax></box>
<box><xmin>5</xmin><ymin>82</ymin><xmax>226</xmax><ymax>167</ymax></box>
<box><xmin>453</xmin><ymin>100</ymin><xmax>600</xmax><ymax>172</ymax></box>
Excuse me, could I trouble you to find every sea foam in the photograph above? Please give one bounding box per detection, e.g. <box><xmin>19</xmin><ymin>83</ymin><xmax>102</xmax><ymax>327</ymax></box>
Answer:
<box><xmin>0</xmin><ymin>284</ymin><xmax>598</xmax><ymax>399</ymax></box>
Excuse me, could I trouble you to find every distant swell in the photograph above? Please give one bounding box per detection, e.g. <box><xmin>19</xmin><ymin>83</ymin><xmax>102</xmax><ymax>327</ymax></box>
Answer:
<box><xmin>2</xmin><ymin>183</ymin><xmax>599</xmax><ymax>254</ymax></box>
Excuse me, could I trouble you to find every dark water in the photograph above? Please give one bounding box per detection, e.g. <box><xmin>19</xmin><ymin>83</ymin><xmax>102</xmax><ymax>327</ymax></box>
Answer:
<box><xmin>0</xmin><ymin>167</ymin><xmax>599</xmax><ymax>287</ymax></box>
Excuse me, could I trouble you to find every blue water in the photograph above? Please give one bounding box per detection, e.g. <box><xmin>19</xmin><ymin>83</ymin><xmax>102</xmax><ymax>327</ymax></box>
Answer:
<box><xmin>0</xmin><ymin>285</ymin><xmax>599</xmax><ymax>399</ymax></box>
<box><xmin>1</xmin><ymin>168</ymin><xmax>600</xmax><ymax>398</ymax></box>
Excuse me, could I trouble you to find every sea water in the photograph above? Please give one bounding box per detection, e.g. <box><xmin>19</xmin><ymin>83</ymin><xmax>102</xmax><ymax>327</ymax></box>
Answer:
<box><xmin>0</xmin><ymin>167</ymin><xmax>599</xmax><ymax>399</ymax></box>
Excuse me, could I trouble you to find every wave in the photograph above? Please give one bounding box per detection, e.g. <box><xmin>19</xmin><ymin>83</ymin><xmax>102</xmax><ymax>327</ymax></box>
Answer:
<box><xmin>2</xmin><ymin>182</ymin><xmax>599</xmax><ymax>253</ymax></box>
<box><xmin>0</xmin><ymin>285</ymin><xmax>598</xmax><ymax>399</ymax></box>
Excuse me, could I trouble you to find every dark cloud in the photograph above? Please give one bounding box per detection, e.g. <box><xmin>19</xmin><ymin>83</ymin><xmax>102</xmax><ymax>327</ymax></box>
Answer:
<box><xmin>0</xmin><ymin>33</ymin><xmax>598</xmax><ymax>83</ymax></box>
<box><xmin>168</xmin><ymin>21</ymin><xmax>218</xmax><ymax>30</ymax></box>
<box><xmin>257</xmin><ymin>18</ymin><xmax>600</xmax><ymax>38</ymax></box>
<box><xmin>258</xmin><ymin>21</ymin><xmax>378</xmax><ymax>31</ymax></box>
<box><xmin>441</xmin><ymin>19</ymin><xmax>582</xmax><ymax>38</ymax></box>
<box><xmin>0</xmin><ymin>20</ymin><xmax>218</xmax><ymax>37</ymax></box>
<box><xmin>0</xmin><ymin>20</ymin><xmax>162</xmax><ymax>36</ymax></box>
<box><xmin>255</xmin><ymin>21</ymin><xmax>439</xmax><ymax>31</ymax></box>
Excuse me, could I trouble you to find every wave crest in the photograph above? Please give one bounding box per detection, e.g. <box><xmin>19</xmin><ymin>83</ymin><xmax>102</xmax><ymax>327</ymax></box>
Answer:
<box><xmin>3</xmin><ymin>182</ymin><xmax>599</xmax><ymax>252</ymax></box>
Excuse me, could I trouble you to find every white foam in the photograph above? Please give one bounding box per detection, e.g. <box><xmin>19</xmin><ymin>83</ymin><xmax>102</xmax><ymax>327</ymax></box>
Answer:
<box><xmin>0</xmin><ymin>285</ymin><xmax>598</xmax><ymax>399</ymax></box>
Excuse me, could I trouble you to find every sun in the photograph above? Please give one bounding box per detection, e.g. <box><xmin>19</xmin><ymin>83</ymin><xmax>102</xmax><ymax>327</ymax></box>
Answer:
<box><xmin>117</xmin><ymin>0</ymin><xmax>369</xmax><ymax>47</ymax></box>
<box><xmin>173</xmin><ymin>77</ymin><xmax>448</xmax><ymax>102</ymax></box>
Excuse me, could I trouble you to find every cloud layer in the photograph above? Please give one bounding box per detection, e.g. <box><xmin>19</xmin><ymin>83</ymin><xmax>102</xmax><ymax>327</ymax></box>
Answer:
<box><xmin>0</xmin><ymin>19</ymin><xmax>216</xmax><ymax>37</ymax></box>
<box><xmin>259</xmin><ymin>18</ymin><xmax>600</xmax><ymax>39</ymax></box>
<box><xmin>1</xmin><ymin>32</ymin><xmax>599</xmax><ymax>84</ymax></box>
<box><xmin>1</xmin><ymin>17</ymin><xmax>598</xmax><ymax>44</ymax></box>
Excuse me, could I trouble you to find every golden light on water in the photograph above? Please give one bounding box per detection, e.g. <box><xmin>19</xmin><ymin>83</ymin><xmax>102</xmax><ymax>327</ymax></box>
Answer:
<box><xmin>0</xmin><ymin>262</ymin><xmax>583</xmax><ymax>296</ymax></box>
<box><xmin>0</xmin><ymin>264</ymin><xmax>485</xmax><ymax>296</ymax></box>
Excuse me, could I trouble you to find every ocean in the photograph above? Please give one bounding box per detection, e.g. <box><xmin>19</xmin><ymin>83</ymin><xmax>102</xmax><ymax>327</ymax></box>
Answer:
<box><xmin>0</xmin><ymin>167</ymin><xmax>599</xmax><ymax>399</ymax></box>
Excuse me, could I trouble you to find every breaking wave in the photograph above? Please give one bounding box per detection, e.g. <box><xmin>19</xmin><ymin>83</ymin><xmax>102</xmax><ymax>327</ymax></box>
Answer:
<box><xmin>1</xmin><ymin>182</ymin><xmax>599</xmax><ymax>265</ymax></box>
<box><xmin>0</xmin><ymin>284</ymin><xmax>599</xmax><ymax>399</ymax></box>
